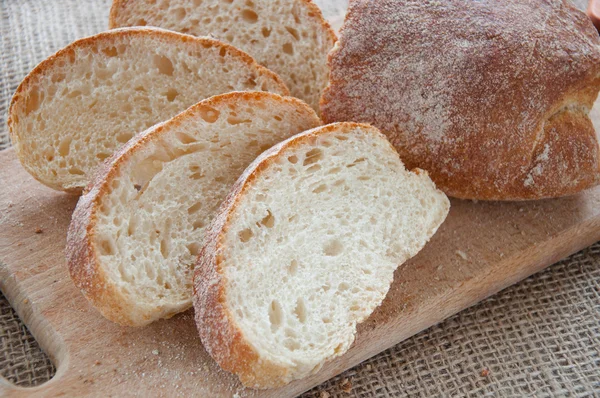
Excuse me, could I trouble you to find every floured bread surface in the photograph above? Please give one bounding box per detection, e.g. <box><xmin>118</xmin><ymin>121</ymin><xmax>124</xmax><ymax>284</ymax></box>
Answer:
<box><xmin>66</xmin><ymin>92</ymin><xmax>320</xmax><ymax>327</ymax></box>
<box><xmin>321</xmin><ymin>0</ymin><xmax>600</xmax><ymax>200</ymax></box>
<box><xmin>109</xmin><ymin>0</ymin><xmax>336</xmax><ymax>111</ymax></box>
<box><xmin>8</xmin><ymin>27</ymin><xmax>288</xmax><ymax>193</ymax></box>
<box><xmin>194</xmin><ymin>122</ymin><xmax>450</xmax><ymax>388</ymax></box>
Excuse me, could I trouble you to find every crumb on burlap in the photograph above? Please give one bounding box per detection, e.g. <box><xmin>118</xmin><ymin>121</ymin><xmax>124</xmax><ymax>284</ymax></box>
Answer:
<box><xmin>481</xmin><ymin>368</ymin><xmax>490</xmax><ymax>377</ymax></box>
<box><xmin>340</xmin><ymin>378</ymin><xmax>352</xmax><ymax>393</ymax></box>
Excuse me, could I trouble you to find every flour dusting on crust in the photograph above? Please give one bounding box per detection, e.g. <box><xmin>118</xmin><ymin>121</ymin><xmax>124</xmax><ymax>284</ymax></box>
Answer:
<box><xmin>321</xmin><ymin>0</ymin><xmax>600</xmax><ymax>200</ymax></box>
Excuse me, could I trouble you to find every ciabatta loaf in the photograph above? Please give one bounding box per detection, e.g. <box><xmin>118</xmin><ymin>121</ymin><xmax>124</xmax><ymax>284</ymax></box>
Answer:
<box><xmin>194</xmin><ymin>122</ymin><xmax>450</xmax><ymax>388</ymax></box>
<box><xmin>66</xmin><ymin>92</ymin><xmax>320</xmax><ymax>326</ymax></box>
<box><xmin>9</xmin><ymin>27</ymin><xmax>288</xmax><ymax>193</ymax></box>
<box><xmin>109</xmin><ymin>0</ymin><xmax>336</xmax><ymax>112</ymax></box>
<box><xmin>321</xmin><ymin>0</ymin><xmax>600</xmax><ymax>200</ymax></box>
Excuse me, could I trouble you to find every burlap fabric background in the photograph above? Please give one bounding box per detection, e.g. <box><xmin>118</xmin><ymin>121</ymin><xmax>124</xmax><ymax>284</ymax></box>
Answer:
<box><xmin>1</xmin><ymin>0</ymin><xmax>598</xmax><ymax>396</ymax></box>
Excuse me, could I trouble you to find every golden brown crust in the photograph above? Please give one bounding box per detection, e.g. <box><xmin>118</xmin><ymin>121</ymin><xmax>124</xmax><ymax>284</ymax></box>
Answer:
<box><xmin>321</xmin><ymin>0</ymin><xmax>600</xmax><ymax>201</ymax></box>
<box><xmin>66</xmin><ymin>92</ymin><xmax>318</xmax><ymax>327</ymax></box>
<box><xmin>193</xmin><ymin>122</ymin><xmax>385</xmax><ymax>389</ymax></box>
<box><xmin>8</xmin><ymin>27</ymin><xmax>290</xmax><ymax>194</ymax></box>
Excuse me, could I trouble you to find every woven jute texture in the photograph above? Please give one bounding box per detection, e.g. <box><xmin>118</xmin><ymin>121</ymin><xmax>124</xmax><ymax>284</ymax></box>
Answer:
<box><xmin>1</xmin><ymin>0</ymin><xmax>599</xmax><ymax>396</ymax></box>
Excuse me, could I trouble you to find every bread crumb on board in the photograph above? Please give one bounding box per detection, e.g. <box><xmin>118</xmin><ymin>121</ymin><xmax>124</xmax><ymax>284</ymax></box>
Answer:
<box><xmin>319</xmin><ymin>392</ymin><xmax>331</xmax><ymax>398</ymax></box>
<box><xmin>456</xmin><ymin>250</ymin><xmax>468</xmax><ymax>260</ymax></box>
<box><xmin>35</xmin><ymin>228</ymin><xmax>43</xmax><ymax>234</ymax></box>
<box><xmin>481</xmin><ymin>368</ymin><xmax>490</xmax><ymax>377</ymax></box>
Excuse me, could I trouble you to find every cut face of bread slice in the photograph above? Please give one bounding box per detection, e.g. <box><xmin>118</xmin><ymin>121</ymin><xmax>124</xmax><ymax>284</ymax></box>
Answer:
<box><xmin>8</xmin><ymin>27</ymin><xmax>289</xmax><ymax>193</ymax></box>
<box><xmin>109</xmin><ymin>0</ymin><xmax>336</xmax><ymax>112</ymax></box>
<box><xmin>66</xmin><ymin>92</ymin><xmax>320</xmax><ymax>327</ymax></box>
<box><xmin>194</xmin><ymin>122</ymin><xmax>450</xmax><ymax>388</ymax></box>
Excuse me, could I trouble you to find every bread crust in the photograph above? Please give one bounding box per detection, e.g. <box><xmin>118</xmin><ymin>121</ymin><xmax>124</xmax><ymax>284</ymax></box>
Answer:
<box><xmin>66</xmin><ymin>92</ymin><xmax>317</xmax><ymax>327</ymax></box>
<box><xmin>193</xmin><ymin>122</ymin><xmax>407</xmax><ymax>388</ymax></box>
<box><xmin>8</xmin><ymin>27</ymin><xmax>290</xmax><ymax>194</ymax></box>
<box><xmin>321</xmin><ymin>0</ymin><xmax>600</xmax><ymax>200</ymax></box>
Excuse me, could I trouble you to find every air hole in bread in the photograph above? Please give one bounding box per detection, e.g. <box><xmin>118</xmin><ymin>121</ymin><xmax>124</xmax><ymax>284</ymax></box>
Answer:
<box><xmin>175</xmin><ymin>131</ymin><xmax>197</xmax><ymax>145</ymax></box>
<box><xmin>51</xmin><ymin>72</ymin><xmax>65</xmax><ymax>83</ymax></box>
<box><xmin>165</xmin><ymin>88</ymin><xmax>179</xmax><ymax>102</ymax></box>
<box><xmin>99</xmin><ymin>239</ymin><xmax>115</xmax><ymax>256</ymax></box>
<box><xmin>273</xmin><ymin>115</ymin><xmax>283</xmax><ymax>121</ymax></box>
<box><xmin>260</xmin><ymin>210</ymin><xmax>275</xmax><ymax>228</ymax></box>
<box><xmin>285</xmin><ymin>27</ymin><xmax>300</xmax><ymax>41</ymax></box>
<box><xmin>137</xmin><ymin>19</ymin><xmax>147</xmax><ymax>26</ymax></box>
<box><xmin>160</xmin><ymin>238</ymin><xmax>170</xmax><ymax>259</ymax></box>
<box><xmin>58</xmin><ymin>137</ymin><xmax>72</xmax><ymax>156</ymax></box>
<box><xmin>239</xmin><ymin>228</ymin><xmax>253</xmax><ymax>242</ymax></box>
<box><xmin>187</xmin><ymin>242</ymin><xmax>201</xmax><ymax>256</ymax></box>
<box><xmin>347</xmin><ymin>158</ymin><xmax>366</xmax><ymax>168</ymax></box>
<box><xmin>284</xmin><ymin>339</ymin><xmax>300</xmax><ymax>351</ymax></box>
<box><xmin>153</xmin><ymin>54</ymin><xmax>174</xmax><ymax>76</ymax></box>
<box><xmin>102</xmin><ymin>46</ymin><xmax>118</xmax><ymax>57</ymax></box>
<box><xmin>291</xmin><ymin>8</ymin><xmax>301</xmax><ymax>24</ymax></box>
<box><xmin>268</xmin><ymin>300</ymin><xmax>283</xmax><ymax>331</ymax></box>
<box><xmin>324</xmin><ymin>240</ymin><xmax>343</xmax><ymax>256</ymax></box>
<box><xmin>322</xmin><ymin>317</ymin><xmax>332</xmax><ymax>324</ymax></box>
<box><xmin>188</xmin><ymin>202</ymin><xmax>203</xmax><ymax>214</ymax></box>
<box><xmin>125</xmin><ymin>216</ymin><xmax>137</xmax><ymax>236</ymax></box>
<box><xmin>192</xmin><ymin>220</ymin><xmax>206</xmax><ymax>230</ymax></box>
<box><xmin>24</xmin><ymin>89</ymin><xmax>41</xmax><ymax>115</ymax></box>
<box><xmin>288</xmin><ymin>260</ymin><xmax>298</xmax><ymax>275</ymax></box>
<box><xmin>198</xmin><ymin>105</ymin><xmax>220</xmax><ymax>123</ymax></box>
<box><xmin>261</xmin><ymin>27</ymin><xmax>271</xmax><ymax>37</ymax></box>
<box><xmin>173</xmin><ymin>7</ymin><xmax>186</xmax><ymax>19</ymax></box>
<box><xmin>312</xmin><ymin>184</ymin><xmax>327</xmax><ymax>194</ymax></box>
<box><xmin>303</xmin><ymin>148</ymin><xmax>323</xmax><ymax>166</ymax></box>
<box><xmin>282</xmin><ymin>43</ymin><xmax>294</xmax><ymax>55</ymax></box>
<box><xmin>96</xmin><ymin>152</ymin><xmax>110</xmax><ymax>162</ymax></box>
<box><xmin>306</xmin><ymin>164</ymin><xmax>321</xmax><ymax>173</ymax></box>
<box><xmin>69</xmin><ymin>167</ymin><xmax>85</xmax><ymax>175</ymax></box>
<box><xmin>293</xmin><ymin>298</ymin><xmax>307</xmax><ymax>323</ymax></box>
<box><xmin>241</xmin><ymin>9</ymin><xmax>258</xmax><ymax>23</ymax></box>
<box><xmin>245</xmin><ymin>76</ymin><xmax>257</xmax><ymax>89</ymax></box>
<box><xmin>336</xmin><ymin>135</ymin><xmax>349</xmax><ymax>141</ymax></box>
<box><xmin>116</xmin><ymin>132</ymin><xmax>133</xmax><ymax>144</ymax></box>
<box><xmin>226</xmin><ymin>115</ymin><xmax>252</xmax><ymax>125</ymax></box>
<box><xmin>66</xmin><ymin>90</ymin><xmax>82</xmax><ymax>99</ymax></box>
<box><xmin>288</xmin><ymin>155</ymin><xmax>298</xmax><ymax>164</ymax></box>
<box><xmin>219</xmin><ymin>47</ymin><xmax>227</xmax><ymax>57</ymax></box>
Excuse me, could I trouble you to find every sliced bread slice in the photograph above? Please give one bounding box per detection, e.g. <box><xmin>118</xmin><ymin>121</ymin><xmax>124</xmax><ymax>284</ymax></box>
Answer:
<box><xmin>66</xmin><ymin>92</ymin><xmax>320</xmax><ymax>327</ymax></box>
<box><xmin>193</xmin><ymin>122</ymin><xmax>450</xmax><ymax>388</ymax></box>
<box><xmin>8</xmin><ymin>27</ymin><xmax>289</xmax><ymax>193</ymax></box>
<box><xmin>109</xmin><ymin>0</ymin><xmax>336</xmax><ymax>112</ymax></box>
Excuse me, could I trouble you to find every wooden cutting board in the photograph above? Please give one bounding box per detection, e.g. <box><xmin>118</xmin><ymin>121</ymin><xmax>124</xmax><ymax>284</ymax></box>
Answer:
<box><xmin>2</xmin><ymin>98</ymin><xmax>600</xmax><ymax>396</ymax></box>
